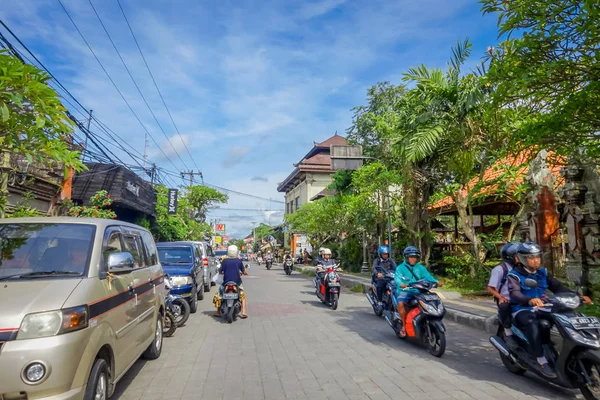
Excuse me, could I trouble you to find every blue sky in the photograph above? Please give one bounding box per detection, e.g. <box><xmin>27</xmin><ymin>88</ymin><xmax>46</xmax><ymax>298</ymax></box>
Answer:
<box><xmin>0</xmin><ymin>0</ymin><xmax>499</xmax><ymax>237</ymax></box>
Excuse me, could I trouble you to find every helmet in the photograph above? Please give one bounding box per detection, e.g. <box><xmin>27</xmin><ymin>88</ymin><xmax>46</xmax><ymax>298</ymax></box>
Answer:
<box><xmin>378</xmin><ymin>245</ymin><xmax>390</xmax><ymax>258</ymax></box>
<box><xmin>285</xmin><ymin>250</ymin><xmax>290</xmax><ymax>254</ymax></box>
<box><xmin>322</xmin><ymin>248</ymin><xmax>332</xmax><ymax>256</ymax></box>
<box><xmin>500</xmin><ymin>242</ymin><xmax>519</xmax><ymax>265</ymax></box>
<box><xmin>515</xmin><ymin>242</ymin><xmax>542</xmax><ymax>269</ymax></box>
<box><xmin>227</xmin><ymin>245</ymin><xmax>239</xmax><ymax>258</ymax></box>
<box><xmin>403</xmin><ymin>246</ymin><xmax>420</xmax><ymax>259</ymax></box>
<box><xmin>319</xmin><ymin>247</ymin><xmax>325</xmax><ymax>255</ymax></box>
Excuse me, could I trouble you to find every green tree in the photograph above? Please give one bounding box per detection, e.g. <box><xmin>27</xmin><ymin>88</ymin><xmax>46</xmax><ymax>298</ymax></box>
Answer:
<box><xmin>0</xmin><ymin>51</ymin><xmax>85</xmax><ymax>214</ymax></box>
<box><xmin>185</xmin><ymin>185</ymin><xmax>228</xmax><ymax>222</ymax></box>
<box><xmin>481</xmin><ymin>0</ymin><xmax>600</xmax><ymax>160</ymax></box>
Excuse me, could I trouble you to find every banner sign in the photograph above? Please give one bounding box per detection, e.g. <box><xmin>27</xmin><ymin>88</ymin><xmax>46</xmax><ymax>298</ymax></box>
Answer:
<box><xmin>216</xmin><ymin>223</ymin><xmax>226</xmax><ymax>234</ymax></box>
<box><xmin>215</xmin><ymin>236</ymin><xmax>222</xmax><ymax>244</ymax></box>
<box><xmin>167</xmin><ymin>189</ymin><xmax>178</xmax><ymax>214</ymax></box>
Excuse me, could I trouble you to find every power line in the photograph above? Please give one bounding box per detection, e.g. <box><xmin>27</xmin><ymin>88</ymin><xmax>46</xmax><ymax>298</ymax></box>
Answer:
<box><xmin>86</xmin><ymin>0</ymin><xmax>190</xmax><ymax>171</ymax></box>
<box><xmin>115</xmin><ymin>0</ymin><xmax>202</xmax><ymax>173</ymax></box>
<box><xmin>56</xmin><ymin>0</ymin><xmax>183</xmax><ymax>176</ymax></box>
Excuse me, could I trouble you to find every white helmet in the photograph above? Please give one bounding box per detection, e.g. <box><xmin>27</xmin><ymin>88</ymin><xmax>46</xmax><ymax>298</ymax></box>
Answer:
<box><xmin>322</xmin><ymin>248</ymin><xmax>332</xmax><ymax>256</ymax></box>
<box><xmin>319</xmin><ymin>247</ymin><xmax>325</xmax><ymax>254</ymax></box>
<box><xmin>227</xmin><ymin>245</ymin><xmax>239</xmax><ymax>258</ymax></box>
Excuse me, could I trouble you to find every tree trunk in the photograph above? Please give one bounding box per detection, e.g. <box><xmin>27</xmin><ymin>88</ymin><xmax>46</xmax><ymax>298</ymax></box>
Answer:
<box><xmin>453</xmin><ymin>185</ymin><xmax>482</xmax><ymax>276</ymax></box>
<box><xmin>507</xmin><ymin>203</ymin><xmax>526</xmax><ymax>242</ymax></box>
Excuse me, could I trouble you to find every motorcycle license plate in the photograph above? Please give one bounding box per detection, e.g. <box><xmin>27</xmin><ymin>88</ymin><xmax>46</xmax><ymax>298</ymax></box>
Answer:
<box><xmin>223</xmin><ymin>293</ymin><xmax>238</xmax><ymax>299</ymax></box>
<box><xmin>423</xmin><ymin>294</ymin><xmax>439</xmax><ymax>301</ymax></box>
<box><xmin>570</xmin><ymin>316</ymin><xmax>600</xmax><ymax>330</ymax></box>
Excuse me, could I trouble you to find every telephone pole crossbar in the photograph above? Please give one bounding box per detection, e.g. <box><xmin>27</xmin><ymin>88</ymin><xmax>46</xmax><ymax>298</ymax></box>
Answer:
<box><xmin>180</xmin><ymin>170</ymin><xmax>203</xmax><ymax>187</ymax></box>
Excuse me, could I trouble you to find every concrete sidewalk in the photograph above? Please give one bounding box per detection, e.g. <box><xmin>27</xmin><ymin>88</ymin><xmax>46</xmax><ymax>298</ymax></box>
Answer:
<box><xmin>292</xmin><ymin>264</ymin><xmax>499</xmax><ymax>334</ymax></box>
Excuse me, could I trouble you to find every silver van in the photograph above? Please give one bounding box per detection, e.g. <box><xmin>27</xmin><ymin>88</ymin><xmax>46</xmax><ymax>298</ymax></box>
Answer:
<box><xmin>0</xmin><ymin>217</ymin><xmax>165</xmax><ymax>400</ymax></box>
<box><xmin>193</xmin><ymin>241</ymin><xmax>218</xmax><ymax>292</ymax></box>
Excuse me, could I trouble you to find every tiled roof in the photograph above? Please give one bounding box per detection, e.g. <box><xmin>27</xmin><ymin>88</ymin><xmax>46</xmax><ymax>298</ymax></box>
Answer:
<box><xmin>315</xmin><ymin>133</ymin><xmax>347</xmax><ymax>148</ymax></box>
<box><xmin>430</xmin><ymin>151</ymin><xmax>566</xmax><ymax>212</ymax></box>
<box><xmin>310</xmin><ymin>189</ymin><xmax>337</xmax><ymax>201</ymax></box>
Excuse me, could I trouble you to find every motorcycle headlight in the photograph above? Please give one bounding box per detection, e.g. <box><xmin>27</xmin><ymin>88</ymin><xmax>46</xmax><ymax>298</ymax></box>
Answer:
<box><xmin>17</xmin><ymin>306</ymin><xmax>88</xmax><ymax>340</ymax></box>
<box><xmin>419</xmin><ymin>300</ymin><xmax>443</xmax><ymax>316</ymax></box>
<box><xmin>565</xmin><ymin>327</ymin><xmax>600</xmax><ymax>348</ymax></box>
<box><xmin>558</xmin><ymin>295</ymin><xmax>581</xmax><ymax>309</ymax></box>
<box><xmin>171</xmin><ymin>276</ymin><xmax>193</xmax><ymax>286</ymax></box>
<box><xmin>328</xmin><ymin>273</ymin><xmax>337</xmax><ymax>282</ymax></box>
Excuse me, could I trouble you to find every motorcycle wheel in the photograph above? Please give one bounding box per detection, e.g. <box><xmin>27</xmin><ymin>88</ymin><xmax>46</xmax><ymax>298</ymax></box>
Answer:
<box><xmin>579</xmin><ymin>352</ymin><xmax>600</xmax><ymax>399</ymax></box>
<box><xmin>427</xmin><ymin>323</ymin><xmax>446</xmax><ymax>358</ymax></box>
<box><xmin>172</xmin><ymin>298</ymin><xmax>191</xmax><ymax>327</ymax></box>
<box><xmin>163</xmin><ymin>311</ymin><xmax>177</xmax><ymax>337</ymax></box>
<box><xmin>225</xmin><ymin>306</ymin><xmax>234</xmax><ymax>323</ymax></box>
<box><xmin>331</xmin><ymin>294</ymin><xmax>339</xmax><ymax>310</ymax></box>
<box><xmin>266</xmin><ymin>263</ymin><xmax>271</xmax><ymax>270</ymax></box>
<box><xmin>498</xmin><ymin>331</ymin><xmax>526</xmax><ymax>375</ymax></box>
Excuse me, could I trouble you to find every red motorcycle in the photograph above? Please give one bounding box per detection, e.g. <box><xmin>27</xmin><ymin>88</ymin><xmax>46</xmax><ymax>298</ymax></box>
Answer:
<box><xmin>313</xmin><ymin>264</ymin><xmax>341</xmax><ymax>310</ymax></box>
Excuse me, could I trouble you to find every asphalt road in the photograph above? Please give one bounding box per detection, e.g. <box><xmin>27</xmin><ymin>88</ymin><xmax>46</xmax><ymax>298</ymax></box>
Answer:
<box><xmin>113</xmin><ymin>262</ymin><xmax>580</xmax><ymax>400</ymax></box>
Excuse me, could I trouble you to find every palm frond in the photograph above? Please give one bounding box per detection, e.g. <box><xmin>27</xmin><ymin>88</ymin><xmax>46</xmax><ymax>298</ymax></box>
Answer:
<box><xmin>448</xmin><ymin>38</ymin><xmax>472</xmax><ymax>82</ymax></box>
<box><xmin>405</xmin><ymin>125</ymin><xmax>445</xmax><ymax>162</ymax></box>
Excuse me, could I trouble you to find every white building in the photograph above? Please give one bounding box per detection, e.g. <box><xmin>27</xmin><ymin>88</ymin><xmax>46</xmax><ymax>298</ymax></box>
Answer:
<box><xmin>277</xmin><ymin>133</ymin><xmax>348</xmax><ymax>214</ymax></box>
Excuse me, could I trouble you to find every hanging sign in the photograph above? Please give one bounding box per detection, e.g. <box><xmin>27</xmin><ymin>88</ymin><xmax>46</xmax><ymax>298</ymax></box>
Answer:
<box><xmin>167</xmin><ymin>189</ymin><xmax>178</xmax><ymax>214</ymax></box>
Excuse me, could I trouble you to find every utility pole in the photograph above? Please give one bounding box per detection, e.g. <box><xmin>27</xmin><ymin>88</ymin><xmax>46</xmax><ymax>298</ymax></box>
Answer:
<box><xmin>180</xmin><ymin>170</ymin><xmax>203</xmax><ymax>187</ymax></box>
<box><xmin>149</xmin><ymin>163</ymin><xmax>156</xmax><ymax>187</ymax></box>
<box><xmin>82</xmin><ymin>109</ymin><xmax>93</xmax><ymax>162</ymax></box>
<box><xmin>143</xmin><ymin>133</ymin><xmax>149</xmax><ymax>169</ymax></box>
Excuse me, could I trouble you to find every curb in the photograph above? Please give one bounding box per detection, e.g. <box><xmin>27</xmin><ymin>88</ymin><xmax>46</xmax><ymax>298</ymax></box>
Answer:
<box><xmin>292</xmin><ymin>264</ymin><xmax>497</xmax><ymax>334</ymax></box>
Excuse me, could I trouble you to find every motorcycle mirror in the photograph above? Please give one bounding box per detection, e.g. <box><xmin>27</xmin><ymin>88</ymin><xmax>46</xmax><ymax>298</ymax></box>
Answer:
<box><xmin>524</xmin><ymin>278</ymin><xmax>538</xmax><ymax>288</ymax></box>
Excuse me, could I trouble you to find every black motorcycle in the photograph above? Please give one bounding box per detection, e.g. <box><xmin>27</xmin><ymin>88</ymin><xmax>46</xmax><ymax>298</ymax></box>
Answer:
<box><xmin>490</xmin><ymin>278</ymin><xmax>600</xmax><ymax>400</ymax></box>
<box><xmin>313</xmin><ymin>264</ymin><xmax>341</xmax><ymax>310</ymax></box>
<box><xmin>366</xmin><ymin>270</ymin><xmax>395</xmax><ymax>316</ymax></box>
<box><xmin>220</xmin><ymin>281</ymin><xmax>242</xmax><ymax>323</ymax></box>
<box><xmin>265</xmin><ymin>257</ymin><xmax>273</xmax><ymax>270</ymax></box>
<box><xmin>385</xmin><ymin>279</ymin><xmax>446</xmax><ymax>357</ymax></box>
<box><xmin>165</xmin><ymin>276</ymin><xmax>191</xmax><ymax>327</ymax></box>
<box><xmin>163</xmin><ymin>278</ymin><xmax>178</xmax><ymax>337</ymax></box>
<box><xmin>284</xmin><ymin>259</ymin><xmax>293</xmax><ymax>275</ymax></box>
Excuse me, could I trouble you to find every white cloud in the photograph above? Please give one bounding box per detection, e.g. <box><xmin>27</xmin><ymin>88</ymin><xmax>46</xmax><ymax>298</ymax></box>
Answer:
<box><xmin>299</xmin><ymin>0</ymin><xmax>347</xmax><ymax>19</ymax></box>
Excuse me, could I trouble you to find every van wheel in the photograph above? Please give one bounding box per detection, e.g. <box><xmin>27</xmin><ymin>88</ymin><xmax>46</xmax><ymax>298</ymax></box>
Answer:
<box><xmin>190</xmin><ymin>286</ymin><xmax>199</xmax><ymax>313</ymax></box>
<box><xmin>84</xmin><ymin>358</ymin><xmax>109</xmax><ymax>400</ymax></box>
<box><xmin>196</xmin><ymin>283</ymin><xmax>204</xmax><ymax>302</ymax></box>
<box><xmin>143</xmin><ymin>315</ymin><xmax>163</xmax><ymax>360</ymax></box>
<box><xmin>204</xmin><ymin>283</ymin><xmax>211</xmax><ymax>292</ymax></box>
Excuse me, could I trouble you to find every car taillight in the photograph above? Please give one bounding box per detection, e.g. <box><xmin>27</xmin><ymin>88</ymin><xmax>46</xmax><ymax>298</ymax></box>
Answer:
<box><xmin>203</xmin><ymin>258</ymin><xmax>209</xmax><ymax>267</ymax></box>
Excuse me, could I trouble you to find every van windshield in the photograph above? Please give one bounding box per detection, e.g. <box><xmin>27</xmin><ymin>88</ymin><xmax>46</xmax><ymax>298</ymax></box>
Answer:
<box><xmin>0</xmin><ymin>223</ymin><xmax>96</xmax><ymax>279</ymax></box>
<box><xmin>158</xmin><ymin>247</ymin><xmax>193</xmax><ymax>265</ymax></box>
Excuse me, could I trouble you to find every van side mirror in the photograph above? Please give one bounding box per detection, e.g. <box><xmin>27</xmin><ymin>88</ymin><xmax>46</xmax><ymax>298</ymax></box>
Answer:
<box><xmin>107</xmin><ymin>252</ymin><xmax>135</xmax><ymax>273</ymax></box>
<box><xmin>524</xmin><ymin>278</ymin><xmax>538</xmax><ymax>288</ymax></box>
<box><xmin>195</xmin><ymin>257</ymin><xmax>201</xmax><ymax>265</ymax></box>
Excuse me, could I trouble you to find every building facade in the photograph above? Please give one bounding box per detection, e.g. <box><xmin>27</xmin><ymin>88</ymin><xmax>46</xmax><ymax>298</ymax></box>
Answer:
<box><xmin>277</xmin><ymin>133</ymin><xmax>347</xmax><ymax>214</ymax></box>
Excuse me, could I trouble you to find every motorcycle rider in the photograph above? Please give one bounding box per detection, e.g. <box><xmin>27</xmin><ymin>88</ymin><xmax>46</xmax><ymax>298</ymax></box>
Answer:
<box><xmin>316</xmin><ymin>248</ymin><xmax>335</xmax><ymax>284</ymax></box>
<box><xmin>314</xmin><ymin>247</ymin><xmax>325</xmax><ymax>266</ymax></box>
<box><xmin>372</xmin><ymin>245</ymin><xmax>397</xmax><ymax>306</ymax></box>
<box><xmin>214</xmin><ymin>244</ymin><xmax>248</xmax><ymax>319</ymax></box>
<box><xmin>507</xmin><ymin>242</ymin><xmax>592</xmax><ymax>379</ymax></box>
<box><xmin>394</xmin><ymin>246</ymin><xmax>441</xmax><ymax>336</ymax></box>
<box><xmin>487</xmin><ymin>242</ymin><xmax>519</xmax><ymax>348</ymax></box>
<box><xmin>283</xmin><ymin>250</ymin><xmax>293</xmax><ymax>263</ymax></box>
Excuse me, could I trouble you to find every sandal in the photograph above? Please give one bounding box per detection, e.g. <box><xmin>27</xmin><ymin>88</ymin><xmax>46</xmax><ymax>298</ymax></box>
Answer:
<box><xmin>240</xmin><ymin>314</ymin><xmax>248</xmax><ymax>319</ymax></box>
<box><xmin>213</xmin><ymin>312</ymin><xmax>221</xmax><ymax>317</ymax></box>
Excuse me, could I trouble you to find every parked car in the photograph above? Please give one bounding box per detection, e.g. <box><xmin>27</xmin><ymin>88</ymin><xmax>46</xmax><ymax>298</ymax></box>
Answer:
<box><xmin>192</xmin><ymin>241</ymin><xmax>218</xmax><ymax>291</ymax></box>
<box><xmin>156</xmin><ymin>242</ymin><xmax>205</xmax><ymax>313</ymax></box>
<box><xmin>214</xmin><ymin>249</ymin><xmax>227</xmax><ymax>261</ymax></box>
<box><xmin>0</xmin><ymin>217</ymin><xmax>165</xmax><ymax>400</ymax></box>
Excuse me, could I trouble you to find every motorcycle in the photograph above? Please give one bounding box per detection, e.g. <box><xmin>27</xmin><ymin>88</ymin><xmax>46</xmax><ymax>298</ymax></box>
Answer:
<box><xmin>284</xmin><ymin>258</ymin><xmax>293</xmax><ymax>275</ymax></box>
<box><xmin>165</xmin><ymin>276</ymin><xmax>191</xmax><ymax>327</ymax></box>
<box><xmin>162</xmin><ymin>276</ymin><xmax>178</xmax><ymax>337</ymax></box>
<box><xmin>257</xmin><ymin>257</ymin><xmax>261</xmax><ymax>266</ymax></box>
<box><xmin>385</xmin><ymin>279</ymin><xmax>447</xmax><ymax>357</ymax></box>
<box><xmin>365</xmin><ymin>270</ymin><xmax>395</xmax><ymax>316</ymax></box>
<box><xmin>313</xmin><ymin>264</ymin><xmax>341</xmax><ymax>310</ymax></box>
<box><xmin>265</xmin><ymin>257</ymin><xmax>273</xmax><ymax>270</ymax></box>
<box><xmin>489</xmin><ymin>278</ymin><xmax>600</xmax><ymax>400</ymax></box>
<box><xmin>220</xmin><ymin>281</ymin><xmax>242</xmax><ymax>323</ymax></box>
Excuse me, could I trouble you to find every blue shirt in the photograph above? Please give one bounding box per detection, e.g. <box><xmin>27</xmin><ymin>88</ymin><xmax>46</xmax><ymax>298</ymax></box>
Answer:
<box><xmin>220</xmin><ymin>258</ymin><xmax>245</xmax><ymax>285</ymax></box>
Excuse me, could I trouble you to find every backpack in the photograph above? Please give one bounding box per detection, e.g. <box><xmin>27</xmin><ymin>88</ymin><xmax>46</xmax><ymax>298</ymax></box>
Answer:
<box><xmin>497</xmin><ymin>263</ymin><xmax>510</xmax><ymax>294</ymax></box>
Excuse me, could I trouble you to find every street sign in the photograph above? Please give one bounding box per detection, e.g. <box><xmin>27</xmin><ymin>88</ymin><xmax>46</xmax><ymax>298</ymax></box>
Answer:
<box><xmin>216</xmin><ymin>223</ymin><xmax>226</xmax><ymax>234</ymax></box>
<box><xmin>215</xmin><ymin>236</ymin><xmax>222</xmax><ymax>244</ymax></box>
<box><xmin>167</xmin><ymin>189</ymin><xmax>178</xmax><ymax>214</ymax></box>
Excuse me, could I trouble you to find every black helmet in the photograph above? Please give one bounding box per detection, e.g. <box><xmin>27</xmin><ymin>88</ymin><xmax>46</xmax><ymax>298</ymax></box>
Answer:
<box><xmin>403</xmin><ymin>246</ymin><xmax>420</xmax><ymax>259</ymax></box>
<box><xmin>500</xmin><ymin>242</ymin><xmax>519</xmax><ymax>265</ymax></box>
<box><xmin>515</xmin><ymin>242</ymin><xmax>542</xmax><ymax>269</ymax></box>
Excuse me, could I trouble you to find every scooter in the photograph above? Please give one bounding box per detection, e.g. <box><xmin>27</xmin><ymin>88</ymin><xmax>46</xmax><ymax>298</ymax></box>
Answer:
<box><xmin>220</xmin><ymin>281</ymin><xmax>242</xmax><ymax>323</ymax></box>
<box><xmin>313</xmin><ymin>264</ymin><xmax>341</xmax><ymax>310</ymax></box>
<box><xmin>165</xmin><ymin>276</ymin><xmax>191</xmax><ymax>327</ymax></box>
<box><xmin>265</xmin><ymin>257</ymin><xmax>273</xmax><ymax>270</ymax></box>
<box><xmin>365</xmin><ymin>270</ymin><xmax>395</xmax><ymax>316</ymax></box>
<box><xmin>385</xmin><ymin>279</ymin><xmax>447</xmax><ymax>357</ymax></box>
<box><xmin>489</xmin><ymin>278</ymin><xmax>600</xmax><ymax>400</ymax></box>
<box><xmin>284</xmin><ymin>259</ymin><xmax>293</xmax><ymax>275</ymax></box>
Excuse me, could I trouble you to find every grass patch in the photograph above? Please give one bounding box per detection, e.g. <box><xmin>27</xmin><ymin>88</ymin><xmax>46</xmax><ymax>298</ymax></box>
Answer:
<box><xmin>580</xmin><ymin>304</ymin><xmax>600</xmax><ymax>318</ymax></box>
<box><xmin>442</xmin><ymin>277</ymin><xmax>488</xmax><ymax>296</ymax></box>
<box><xmin>349</xmin><ymin>284</ymin><xmax>365</xmax><ymax>293</ymax></box>
<box><xmin>301</xmin><ymin>269</ymin><xmax>316</xmax><ymax>277</ymax></box>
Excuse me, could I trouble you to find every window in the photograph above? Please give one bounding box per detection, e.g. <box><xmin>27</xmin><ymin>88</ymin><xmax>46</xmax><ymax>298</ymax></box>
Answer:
<box><xmin>158</xmin><ymin>247</ymin><xmax>193</xmax><ymax>265</ymax></box>
<box><xmin>140</xmin><ymin>230</ymin><xmax>158</xmax><ymax>266</ymax></box>
<box><xmin>122</xmin><ymin>233</ymin><xmax>143</xmax><ymax>268</ymax></box>
<box><xmin>102</xmin><ymin>228</ymin><xmax>124</xmax><ymax>271</ymax></box>
<box><xmin>0</xmin><ymin>223</ymin><xmax>95</xmax><ymax>278</ymax></box>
